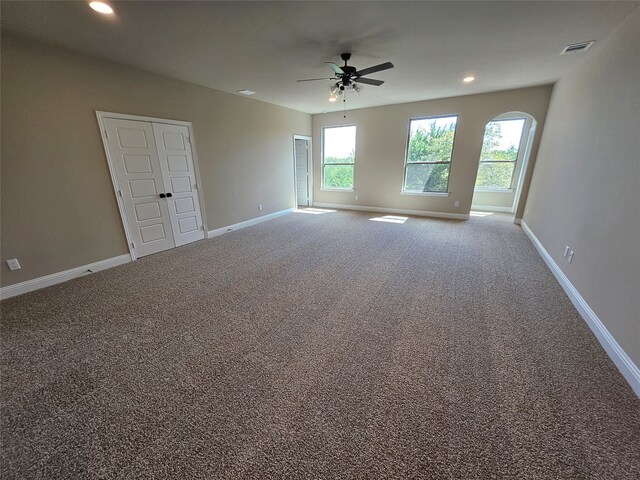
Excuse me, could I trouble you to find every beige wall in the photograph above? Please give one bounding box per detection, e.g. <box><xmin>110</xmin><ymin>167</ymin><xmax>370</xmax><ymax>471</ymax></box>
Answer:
<box><xmin>311</xmin><ymin>86</ymin><xmax>552</xmax><ymax>217</ymax></box>
<box><xmin>472</xmin><ymin>191</ymin><xmax>515</xmax><ymax>210</ymax></box>
<box><xmin>0</xmin><ymin>34</ymin><xmax>311</xmax><ymax>287</ymax></box>
<box><xmin>523</xmin><ymin>10</ymin><xmax>640</xmax><ymax>366</ymax></box>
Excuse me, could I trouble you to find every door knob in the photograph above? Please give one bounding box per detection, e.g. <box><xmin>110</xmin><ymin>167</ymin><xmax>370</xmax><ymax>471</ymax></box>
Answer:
<box><xmin>166</xmin><ymin>193</ymin><xmax>173</xmax><ymax>198</ymax></box>
<box><xmin>159</xmin><ymin>193</ymin><xmax>166</xmax><ymax>198</ymax></box>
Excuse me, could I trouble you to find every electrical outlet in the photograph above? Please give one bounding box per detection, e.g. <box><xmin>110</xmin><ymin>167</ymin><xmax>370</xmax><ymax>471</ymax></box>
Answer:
<box><xmin>567</xmin><ymin>250</ymin><xmax>575</xmax><ymax>263</ymax></box>
<box><xmin>258</xmin><ymin>204</ymin><xmax>263</xmax><ymax>211</ymax></box>
<box><xmin>454</xmin><ymin>200</ymin><xmax>460</xmax><ymax>207</ymax></box>
<box><xmin>563</xmin><ymin>246</ymin><xmax>570</xmax><ymax>258</ymax></box>
<box><xmin>6</xmin><ymin>258</ymin><xmax>21</xmax><ymax>271</ymax></box>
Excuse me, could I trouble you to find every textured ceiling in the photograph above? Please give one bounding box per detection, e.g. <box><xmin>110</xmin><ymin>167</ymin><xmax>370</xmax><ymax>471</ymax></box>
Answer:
<box><xmin>1</xmin><ymin>1</ymin><xmax>637</xmax><ymax>113</ymax></box>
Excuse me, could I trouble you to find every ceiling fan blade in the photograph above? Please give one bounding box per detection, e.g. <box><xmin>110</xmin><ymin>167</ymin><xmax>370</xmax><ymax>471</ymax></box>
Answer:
<box><xmin>355</xmin><ymin>77</ymin><xmax>384</xmax><ymax>86</ymax></box>
<box><xmin>296</xmin><ymin>78</ymin><xmax>334</xmax><ymax>82</ymax></box>
<box><xmin>325</xmin><ymin>62</ymin><xmax>345</xmax><ymax>74</ymax></box>
<box><xmin>356</xmin><ymin>62</ymin><xmax>394</xmax><ymax>77</ymax></box>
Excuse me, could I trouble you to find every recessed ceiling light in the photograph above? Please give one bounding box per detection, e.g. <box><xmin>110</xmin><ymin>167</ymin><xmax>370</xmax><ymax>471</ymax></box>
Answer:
<box><xmin>237</xmin><ymin>89</ymin><xmax>256</xmax><ymax>95</ymax></box>
<box><xmin>328</xmin><ymin>96</ymin><xmax>337</xmax><ymax>103</ymax></box>
<box><xmin>463</xmin><ymin>76</ymin><xmax>476</xmax><ymax>83</ymax></box>
<box><xmin>89</xmin><ymin>2</ymin><xmax>114</xmax><ymax>14</ymax></box>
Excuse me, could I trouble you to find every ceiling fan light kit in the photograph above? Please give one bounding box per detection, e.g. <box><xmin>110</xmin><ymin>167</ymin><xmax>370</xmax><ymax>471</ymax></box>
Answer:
<box><xmin>298</xmin><ymin>52</ymin><xmax>394</xmax><ymax>114</ymax></box>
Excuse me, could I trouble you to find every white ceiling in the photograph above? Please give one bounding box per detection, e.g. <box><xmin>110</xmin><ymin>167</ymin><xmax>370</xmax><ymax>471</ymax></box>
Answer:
<box><xmin>1</xmin><ymin>1</ymin><xmax>637</xmax><ymax>114</ymax></box>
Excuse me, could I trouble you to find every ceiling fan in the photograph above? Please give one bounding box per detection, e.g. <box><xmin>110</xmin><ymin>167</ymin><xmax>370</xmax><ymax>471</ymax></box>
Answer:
<box><xmin>297</xmin><ymin>53</ymin><xmax>394</xmax><ymax>91</ymax></box>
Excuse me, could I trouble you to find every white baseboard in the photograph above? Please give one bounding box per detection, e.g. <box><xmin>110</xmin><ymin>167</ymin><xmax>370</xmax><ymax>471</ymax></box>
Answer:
<box><xmin>521</xmin><ymin>221</ymin><xmax>640</xmax><ymax>398</ymax></box>
<box><xmin>3</xmin><ymin>208</ymin><xmax>295</xmax><ymax>300</ymax></box>
<box><xmin>208</xmin><ymin>208</ymin><xmax>295</xmax><ymax>238</ymax></box>
<box><xmin>471</xmin><ymin>204</ymin><xmax>514</xmax><ymax>213</ymax></box>
<box><xmin>0</xmin><ymin>254</ymin><xmax>132</xmax><ymax>300</ymax></box>
<box><xmin>312</xmin><ymin>202</ymin><xmax>469</xmax><ymax>220</ymax></box>
<box><xmin>513</xmin><ymin>218</ymin><xmax>522</xmax><ymax>225</ymax></box>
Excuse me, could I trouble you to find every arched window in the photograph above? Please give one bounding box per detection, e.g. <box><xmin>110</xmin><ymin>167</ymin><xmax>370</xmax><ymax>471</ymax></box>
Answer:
<box><xmin>472</xmin><ymin>112</ymin><xmax>536</xmax><ymax>213</ymax></box>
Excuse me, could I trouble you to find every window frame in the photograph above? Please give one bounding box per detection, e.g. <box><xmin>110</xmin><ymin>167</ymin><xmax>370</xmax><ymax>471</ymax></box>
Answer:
<box><xmin>474</xmin><ymin>115</ymin><xmax>529</xmax><ymax>192</ymax></box>
<box><xmin>401</xmin><ymin>114</ymin><xmax>459</xmax><ymax>195</ymax></box>
<box><xmin>321</xmin><ymin>124</ymin><xmax>356</xmax><ymax>192</ymax></box>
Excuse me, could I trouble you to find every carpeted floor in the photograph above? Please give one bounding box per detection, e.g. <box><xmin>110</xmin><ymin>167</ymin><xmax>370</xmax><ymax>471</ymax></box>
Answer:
<box><xmin>1</xmin><ymin>209</ymin><xmax>639</xmax><ymax>479</ymax></box>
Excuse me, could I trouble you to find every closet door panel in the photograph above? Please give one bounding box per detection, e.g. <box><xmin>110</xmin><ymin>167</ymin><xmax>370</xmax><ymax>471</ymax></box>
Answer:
<box><xmin>153</xmin><ymin>123</ymin><xmax>205</xmax><ymax>247</ymax></box>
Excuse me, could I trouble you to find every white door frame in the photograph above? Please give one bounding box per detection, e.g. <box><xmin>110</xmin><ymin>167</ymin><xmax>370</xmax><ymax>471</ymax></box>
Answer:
<box><xmin>96</xmin><ymin>111</ymin><xmax>208</xmax><ymax>260</ymax></box>
<box><xmin>293</xmin><ymin>135</ymin><xmax>313</xmax><ymax>207</ymax></box>
<box><xmin>511</xmin><ymin>119</ymin><xmax>536</xmax><ymax>214</ymax></box>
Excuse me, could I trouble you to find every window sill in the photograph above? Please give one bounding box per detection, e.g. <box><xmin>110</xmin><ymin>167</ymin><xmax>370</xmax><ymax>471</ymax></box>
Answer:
<box><xmin>401</xmin><ymin>191</ymin><xmax>449</xmax><ymax>197</ymax></box>
<box><xmin>474</xmin><ymin>188</ymin><xmax>514</xmax><ymax>193</ymax></box>
<box><xmin>321</xmin><ymin>188</ymin><xmax>355</xmax><ymax>193</ymax></box>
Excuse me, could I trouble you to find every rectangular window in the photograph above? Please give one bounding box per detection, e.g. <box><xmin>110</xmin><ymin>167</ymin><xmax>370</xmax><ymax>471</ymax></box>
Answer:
<box><xmin>475</xmin><ymin>118</ymin><xmax>526</xmax><ymax>190</ymax></box>
<box><xmin>322</xmin><ymin>125</ymin><xmax>356</xmax><ymax>190</ymax></box>
<box><xmin>403</xmin><ymin>115</ymin><xmax>457</xmax><ymax>193</ymax></box>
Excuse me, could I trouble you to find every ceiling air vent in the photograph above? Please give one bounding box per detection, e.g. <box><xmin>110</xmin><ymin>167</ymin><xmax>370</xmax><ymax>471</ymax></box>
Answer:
<box><xmin>561</xmin><ymin>41</ymin><xmax>595</xmax><ymax>55</ymax></box>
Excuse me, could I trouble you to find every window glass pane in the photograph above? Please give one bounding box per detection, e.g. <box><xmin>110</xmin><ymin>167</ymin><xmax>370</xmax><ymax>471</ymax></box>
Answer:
<box><xmin>480</xmin><ymin>119</ymin><xmax>525</xmax><ymax>162</ymax></box>
<box><xmin>407</xmin><ymin>116</ymin><xmax>457</xmax><ymax>163</ymax></box>
<box><xmin>404</xmin><ymin>163</ymin><xmax>450</xmax><ymax>193</ymax></box>
<box><xmin>323</xmin><ymin>126</ymin><xmax>356</xmax><ymax>164</ymax></box>
<box><xmin>324</xmin><ymin>164</ymin><xmax>354</xmax><ymax>189</ymax></box>
<box><xmin>475</xmin><ymin>162</ymin><xmax>515</xmax><ymax>189</ymax></box>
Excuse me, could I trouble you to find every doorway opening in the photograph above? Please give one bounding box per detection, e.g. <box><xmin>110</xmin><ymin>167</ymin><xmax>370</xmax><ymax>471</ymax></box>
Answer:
<box><xmin>294</xmin><ymin>135</ymin><xmax>313</xmax><ymax>207</ymax></box>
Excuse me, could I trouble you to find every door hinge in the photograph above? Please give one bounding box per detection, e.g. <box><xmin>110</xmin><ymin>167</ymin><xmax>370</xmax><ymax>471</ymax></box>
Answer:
<box><xmin>130</xmin><ymin>241</ymin><xmax>135</xmax><ymax>249</ymax></box>
<box><xmin>118</xmin><ymin>189</ymin><xmax>123</xmax><ymax>197</ymax></box>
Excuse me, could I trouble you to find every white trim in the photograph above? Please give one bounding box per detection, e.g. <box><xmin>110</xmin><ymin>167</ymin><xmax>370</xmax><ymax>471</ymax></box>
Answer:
<box><xmin>521</xmin><ymin>221</ymin><xmax>640</xmax><ymax>398</ymax></box>
<box><xmin>471</xmin><ymin>205</ymin><xmax>514</xmax><ymax>213</ymax></box>
<box><xmin>472</xmin><ymin>112</ymin><xmax>537</xmax><ymax>214</ymax></box>
<box><xmin>512</xmin><ymin>119</ymin><xmax>536</xmax><ymax>213</ymax></box>
<box><xmin>95</xmin><ymin>111</ymin><xmax>208</xmax><ymax>260</ymax></box>
<box><xmin>313</xmin><ymin>202</ymin><xmax>469</xmax><ymax>220</ymax></box>
<box><xmin>208</xmin><ymin>208</ymin><xmax>294</xmax><ymax>238</ymax></box>
<box><xmin>321</xmin><ymin>124</ymin><xmax>357</xmax><ymax>191</ymax></box>
<box><xmin>95</xmin><ymin>111</ymin><xmax>192</xmax><ymax>126</ymax></box>
<box><xmin>513</xmin><ymin>218</ymin><xmax>522</xmax><ymax>225</ymax></box>
<box><xmin>401</xmin><ymin>114</ymin><xmax>459</xmax><ymax>195</ymax></box>
<box><xmin>0</xmin><ymin>254</ymin><xmax>132</xmax><ymax>300</ymax></box>
<box><xmin>401</xmin><ymin>191</ymin><xmax>450</xmax><ymax>197</ymax></box>
<box><xmin>293</xmin><ymin>135</ymin><xmax>313</xmax><ymax>207</ymax></box>
<box><xmin>185</xmin><ymin>123</ymin><xmax>209</xmax><ymax>235</ymax></box>
<box><xmin>96</xmin><ymin>113</ymin><xmax>138</xmax><ymax>260</ymax></box>
<box><xmin>473</xmin><ymin>188</ymin><xmax>514</xmax><ymax>193</ymax></box>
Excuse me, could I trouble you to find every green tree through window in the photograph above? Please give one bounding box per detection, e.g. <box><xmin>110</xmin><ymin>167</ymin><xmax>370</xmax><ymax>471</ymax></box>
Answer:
<box><xmin>403</xmin><ymin>116</ymin><xmax>457</xmax><ymax>193</ymax></box>
<box><xmin>323</xmin><ymin>126</ymin><xmax>356</xmax><ymax>189</ymax></box>
<box><xmin>475</xmin><ymin>119</ymin><xmax>525</xmax><ymax>189</ymax></box>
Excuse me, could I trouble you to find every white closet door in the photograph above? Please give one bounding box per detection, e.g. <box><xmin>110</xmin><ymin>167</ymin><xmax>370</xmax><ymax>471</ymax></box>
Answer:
<box><xmin>103</xmin><ymin>118</ymin><xmax>176</xmax><ymax>257</ymax></box>
<box><xmin>153</xmin><ymin>123</ymin><xmax>205</xmax><ymax>246</ymax></box>
<box><xmin>295</xmin><ymin>138</ymin><xmax>309</xmax><ymax>206</ymax></box>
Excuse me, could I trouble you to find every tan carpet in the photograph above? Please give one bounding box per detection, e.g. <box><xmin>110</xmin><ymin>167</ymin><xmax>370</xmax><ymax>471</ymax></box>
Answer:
<box><xmin>1</xmin><ymin>209</ymin><xmax>639</xmax><ymax>479</ymax></box>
